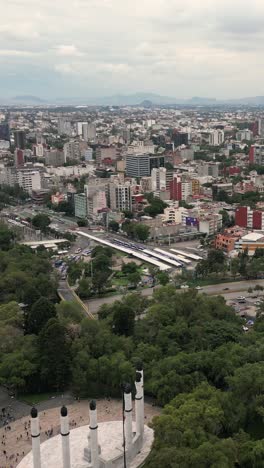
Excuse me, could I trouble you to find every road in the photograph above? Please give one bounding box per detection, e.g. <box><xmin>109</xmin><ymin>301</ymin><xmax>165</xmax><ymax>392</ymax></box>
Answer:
<box><xmin>58</xmin><ymin>281</ymin><xmax>94</xmax><ymax>319</ymax></box>
<box><xmin>85</xmin><ymin>279</ymin><xmax>264</xmax><ymax>315</ymax></box>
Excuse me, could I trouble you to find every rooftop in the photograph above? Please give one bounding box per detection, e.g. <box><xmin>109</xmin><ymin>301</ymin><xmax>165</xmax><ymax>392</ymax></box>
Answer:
<box><xmin>241</xmin><ymin>232</ymin><xmax>264</xmax><ymax>242</ymax></box>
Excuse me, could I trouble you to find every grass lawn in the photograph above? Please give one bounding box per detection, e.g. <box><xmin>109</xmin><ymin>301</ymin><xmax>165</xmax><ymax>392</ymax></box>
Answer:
<box><xmin>112</xmin><ymin>277</ymin><xmax>129</xmax><ymax>286</ymax></box>
<box><xmin>18</xmin><ymin>392</ymin><xmax>59</xmax><ymax>405</ymax></box>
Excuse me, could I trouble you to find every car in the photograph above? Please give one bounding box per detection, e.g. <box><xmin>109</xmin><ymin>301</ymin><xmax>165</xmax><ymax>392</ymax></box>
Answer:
<box><xmin>195</xmin><ymin>286</ymin><xmax>203</xmax><ymax>290</ymax></box>
<box><xmin>223</xmin><ymin>287</ymin><xmax>229</xmax><ymax>291</ymax></box>
<box><xmin>236</xmin><ymin>296</ymin><xmax>245</xmax><ymax>301</ymax></box>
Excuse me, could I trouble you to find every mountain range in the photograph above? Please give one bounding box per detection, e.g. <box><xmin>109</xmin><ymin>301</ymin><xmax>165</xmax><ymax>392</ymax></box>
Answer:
<box><xmin>2</xmin><ymin>93</ymin><xmax>264</xmax><ymax>106</ymax></box>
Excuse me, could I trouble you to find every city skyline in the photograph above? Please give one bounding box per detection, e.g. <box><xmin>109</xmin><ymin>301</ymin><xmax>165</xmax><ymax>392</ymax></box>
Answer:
<box><xmin>1</xmin><ymin>0</ymin><xmax>264</xmax><ymax>99</ymax></box>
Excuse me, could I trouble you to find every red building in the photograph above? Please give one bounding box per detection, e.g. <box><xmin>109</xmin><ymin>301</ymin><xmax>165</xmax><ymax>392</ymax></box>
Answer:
<box><xmin>170</xmin><ymin>175</ymin><xmax>182</xmax><ymax>201</ymax></box>
<box><xmin>249</xmin><ymin>146</ymin><xmax>255</xmax><ymax>164</ymax></box>
<box><xmin>229</xmin><ymin>167</ymin><xmax>241</xmax><ymax>176</ymax></box>
<box><xmin>253</xmin><ymin>210</ymin><xmax>263</xmax><ymax>230</ymax></box>
<box><xmin>14</xmin><ymin>149</ymin><xmax>24</xmax><ymax>167</ymax></box>
<box><xmin>235</xmin><ymin>206</ymin><xmax>248</xmax><ymax>227</ymax></box>
<box><xmin>236</xmin><ymin>206</ymin><xmax>264</xmax><ymax>230</ymax></box>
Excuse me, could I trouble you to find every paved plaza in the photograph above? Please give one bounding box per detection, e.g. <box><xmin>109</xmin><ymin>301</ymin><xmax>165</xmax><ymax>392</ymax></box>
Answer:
<box><xmin>0</xmin><ymin>394</ymin><xmax>160</xmax><ymax>467</ymax></box>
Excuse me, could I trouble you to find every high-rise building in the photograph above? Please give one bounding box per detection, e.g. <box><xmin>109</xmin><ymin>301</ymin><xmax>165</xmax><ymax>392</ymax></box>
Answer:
<box><xmin>76</xmin><ymin>122</ymin><xmax>86</xmax><ymax>136</ymax></box>
<box><xmin>258</xmin><ymin>119</ymin><xmax>264</xmax><ymax>137</ymax></box>
<box><xmin>83</xmin><ymin>123</ymin><xmax>96</xmax><ymax>141</ymax></box>
<box><xmin>58</xmin><ymin>118</ymin><xmax>72</xmax><ymax>136</ymax></box>
<box><xmin>0</xmin><ymin>122</ymin><xmax>10</xmax><ymax>142</ymax></box>
<box><xmin>14</xmin><ymin>149</ymin><xmax>25</xmax><ymax>167</ymax></box>
<box><xmin>151</xmin><ymin>167</ymin><xmax>173</xmax><ymax>192</ymax></box>
<box><xmin>109</xmin><ymin>181</ymin><xmax>132</xmax><ymax>211</ymax></box>
<box><xmin>84</xmin><ymin>148</ymin><xmax>93</xmax><ymax>161</ymax></box>
<box><xmin>96</xmin><ymin>146</ymin><xmax>117</xmax><ymax>165</ymax></box>
<box><xmin>236</xmin><ymin>129</ymin><xmax>253</xmax><ymax>141</ymax></box>
<box><xmin>74</xmin><ymin>193</ymin><xmax>88</xmax><ymax>219</ymax></box>
<box><xmin>126</xmin><ymin>154</ymin><xmax>164</xmax><ymax>178</ymax></box>
<box><xmin>87</xmin><ymin>190</ymin><xmax>107</xmax><ymax>219</ymax></box>
<box><xmin>63</xmin><ymin>140</ymin><xmax>81</xmax><ymax>161</ymax></box>
<box><xmin>0</xmin><ymin>166</ymin><xmax>42</xmax><ymax>194</ymax></box>
<box><xmin>170</xmin><ymin>175</ymin><xmax>182</xmax><ymax>201</ymax></box>
<box><xmin>45</xmin><ymin>149</ymin><xmax>66</xmax><ymax>167</ymax></box>
<box><xmin>235</xmin><ymin>206</ymin><xmax>264</xmax><ymax>229</ymax></box>
<box><xmin>172</xmin><ymin>131</ymin><xmax>189</xmax><ymax>147</ymax></box>
<box><xmin>209</xmin><ymin>130</ymin><xmax>224</xmax><ymax>146</ymax></box>
<box><xmin>14</xmin><ymin>130</ymin><xmax>26</xmax><ymax>149</ymax></box>
<box><xmin>249</xmin><ymin>145</ymin><xmax>264</xmax><ymax>165</ymax></box>
<box><xmin>198</xmin><ymin>162</ymin><xmax>220</xmax><ymax>178</ymax></box>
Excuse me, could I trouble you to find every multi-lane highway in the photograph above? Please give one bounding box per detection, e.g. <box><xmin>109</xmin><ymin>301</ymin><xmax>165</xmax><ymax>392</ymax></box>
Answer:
<box><xmin>84</xmin><ymin>279</ymin><xmax>264</xmax><ymax>315</ymax></box>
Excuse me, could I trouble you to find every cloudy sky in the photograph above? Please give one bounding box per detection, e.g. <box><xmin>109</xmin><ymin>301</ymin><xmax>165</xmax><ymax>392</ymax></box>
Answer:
<box><xmin>1</xmin><ymin>0</ymin><xmax>264</xmax><ymax>99</ymax></box>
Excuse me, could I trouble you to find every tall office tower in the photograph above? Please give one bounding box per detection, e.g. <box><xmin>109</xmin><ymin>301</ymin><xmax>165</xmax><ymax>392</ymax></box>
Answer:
<box><xmin>83</xmin><ymin>123</ymin><xmax>96</xmax><ymax>141</ymax></box>
<box><xmin>0</xmin><ymin>122</ymin><xmax>10</xmax><ymax>141</ymax></box>
<box><xmin>58</xmin><ymin>118</ymin><xmax>72</xmax><ymax>136</ymax></box>
<box><xmin>76</xmin><ymin>122</ymin><xmax>86</xmax><ymax>136</ymax></box>
<box><xmin>14</xmin><ymin>130</ymin><xmax>26</xmax><ymax>149</ymax></box>
<box><xmin>109</xmin><ymin>181</ymin><xmax>132</xmax><ymax>211</ymax></box>
<box><xmin>209</xmin><ymin>129</ymin><xmax>224</xmax><ymax>146</ymax></box>
<box><xmin>63</xmin><ymin>140</ymin><xmax>81</xmax><ymax>161</ymax></box>
<box><xmin>126</xmin><ymin>153</ymin><xmax>164</xmax><ymax>178</ymax></box>
<box><xmin>258</xmin><ymin>119</ymin><xmax>264</xmax><ymax>137</ymax></box>
<box><xmin>172</xmin><ymin>131</ymin><xmax>189</xmax><ymax>147</ymax></box>
<box><xmin>14</xmin><ymin>148</ymin><xmax>25</xmax><ymax>167</ymax></box>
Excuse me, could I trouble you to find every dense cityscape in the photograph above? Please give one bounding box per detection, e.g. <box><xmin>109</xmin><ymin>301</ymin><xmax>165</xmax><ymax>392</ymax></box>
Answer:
<box><xmin>0</xmin><ymin>101</ymin><xmax>264</xmax><ymax>467</ymax></box>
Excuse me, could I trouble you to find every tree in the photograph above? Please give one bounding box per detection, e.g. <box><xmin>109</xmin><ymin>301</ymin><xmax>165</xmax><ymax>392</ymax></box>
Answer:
<box><xmin>108</xmin><ymin>221</ymin><xmax>119</xmax><ymax>232</ymax></box>
<box><xmin>112</xmin><ymin>304</ymin><xmax>135</xmax><ymax>336</ymax></box>
<box><xmin>122</xmin><ymin>262</ymin><xmax>138</xmax><ymax>275</ymax></box>
<box><xmin>134</xmin><ymin>224</ymin><xmax>150</xmax><ymax>242</ymax></box>
<box><xmin>77</xmin><ymin>278</ymin><xmax>93</xmax><ymax>299</ymax></box>
<box><xmin>77</xmin><ymin>219</ymin><xmax>88</xmax><ymax>227</ymax></box>
<box><xmin>127</xmin><ymin>271</ymin><xmax>141</xmax><ymax>287</ymax></box>
<box><xmin>39</xmin><ymin>318</ymin><xmax>70</xmax><ymax>391</ymax></box>
<box><xmin>56</xmin><ymin>301</ymin><xmax>83</xmax><ymax>325</ymax></box>
<box><xmin>27</xmin><ymin>297</ymin><xmax>56</xmax><ymax>334</ymax></box>
<box><xmin>123</xmin><ymin>210</ymin><xmax>133</xmax><ymax>219</ymax></box>
<box><xmin>144</xmin><ymin>198</ymin><xmax>168</xmax><ymax>217</ymax></box>
<box><xmin>156</xmin><ymin>271</ymin><xmax>170</xmax><ymax>286</ymax></box>
<box><xmin>32</xmin><ymin>214</ymin><xmax>51</xmax><ymax>232</ymax></box>
<box><xmin>254</xmin><ymin>285</ymin><xmax>264</xmax><ymax>297</ymax></box>
<box><xmin>0</xmin><ymin>223</ymin><xmax>15</xmax><ymax>250</ymax></box>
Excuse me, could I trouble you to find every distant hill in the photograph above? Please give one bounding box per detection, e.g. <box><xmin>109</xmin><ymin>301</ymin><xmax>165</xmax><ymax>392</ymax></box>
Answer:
<box><xmin>12</xmin><ymin>95</ymin><xmax>47</xmax><ymax>104</ymax></box>
<box><xmin>1</xmin><ymin>93</ymin><xmax>264</xmax><ymax>107</ymax></box>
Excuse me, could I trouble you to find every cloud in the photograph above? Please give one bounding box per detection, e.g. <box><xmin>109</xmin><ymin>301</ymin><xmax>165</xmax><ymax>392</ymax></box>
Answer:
<box><xmin>55</xmin><ymin>45</ymin><xmax>84</xmax><ymax>57</ymax></box>
<box><xmin>0</xmin><ymin>49</ymin><xmax>37</xmax><ymax>56</ymax></box>
<box><xmin>1</xmin><ymin>0</ymin><xmax>264</xmax><ymax>98</ymax></box>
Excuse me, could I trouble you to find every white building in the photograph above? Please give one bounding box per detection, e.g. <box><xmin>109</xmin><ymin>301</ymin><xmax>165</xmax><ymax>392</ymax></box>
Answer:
<box><xmin>181</xmin><ymin>181</ymin><xmax>192</xmax><ymax>201</ymax></box>
<box><xmin>64</xmin><ymin>140</ymin><xmax>81</xmax><ymax>161</ymax></box>
<box><xmin>83</xmin><ymin>123</ymin><xmax>96</xmax><ymax>141</ymax></box>
<box><xmin>127</xmin><ymin>141</ymin><xmax>155</xmax><ymax>155</ymax></box>
<box><xmin>76</xmin><ymin>122</ymin><xmax>87</xmax><ymax>136</ymax></box>
<box><xmin>35</xmin><ymin>144</ymin><xmax>44</xmax><ymax>158</ymax></box>
<box><xmin>58</xmin><ymin>118</ymin><xmax>72</xmax><ymax>136</ymax></box>
<box><xmin>87</xmin><ymin>190</ymin><xmax>107</xmax><ymax>219</ymax></box>
<box><xmin>18</xmin><ymin>170</ymin><xmax>41</xmax><ymax>193</ymax></box>
<box><xmin>151</xmin><ymin>167</ymin><xmax>167</xmax><ymax>191</ymax></box>
<box><xmin>209</xmin><ymin>129</ymin><xmax>225</xmax><ymax>146</ymax></box>
<box><xmin>236</xmin><ymin>129</ymin><xmax>253</xmax><ymax>141</ymax></box>
<box><xmin>84</xmin><ymin>148</ymin><xmax>93</xmax><ymax>161</ymax></box>
<box><xmin>109</xmin><ymin>181</ymin><xmax>132</xmax><ymax>211</ymax></box>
